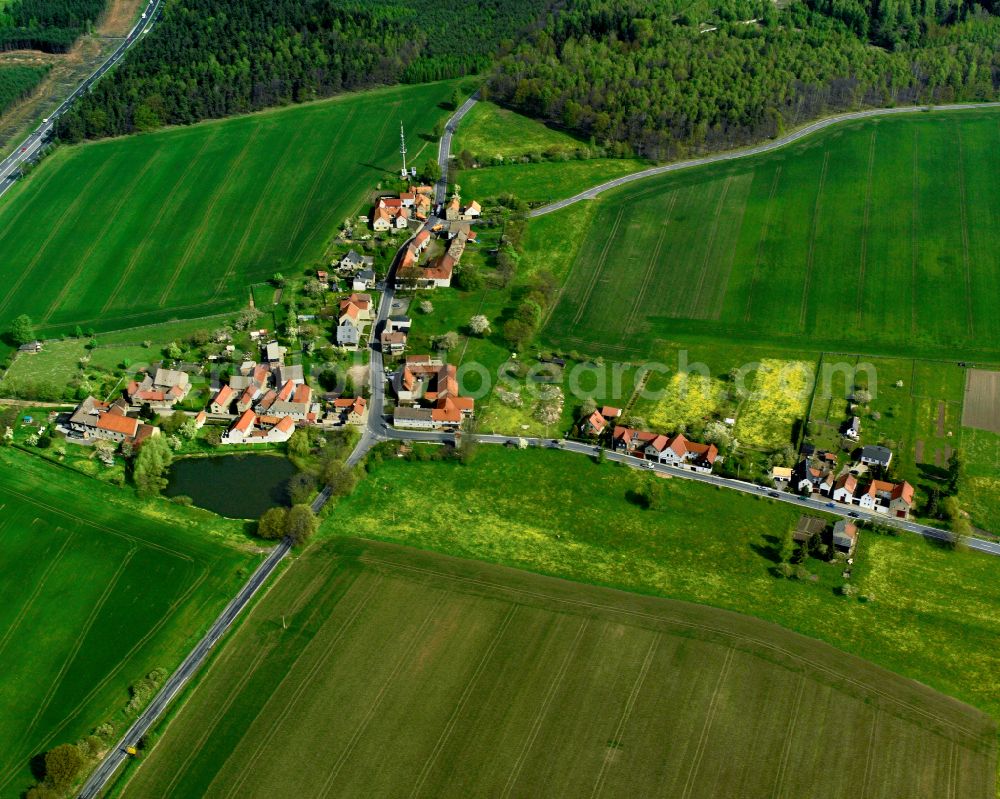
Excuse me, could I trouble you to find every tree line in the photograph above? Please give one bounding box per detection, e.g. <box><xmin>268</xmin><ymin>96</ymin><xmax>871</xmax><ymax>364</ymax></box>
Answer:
<box><xmin>486</xmin><ymin>0</ymin><xmax>1000</xmax><ymax>161</ymax></box>
<box><xmin>0</xmin><ymin>0</ymin><xmax>107</xmax><ymax>53</ymax></box>
<box><xmin>55</xmin><ymin>0</ymin><xmax>554</xmax><ymax>141</ymax></box>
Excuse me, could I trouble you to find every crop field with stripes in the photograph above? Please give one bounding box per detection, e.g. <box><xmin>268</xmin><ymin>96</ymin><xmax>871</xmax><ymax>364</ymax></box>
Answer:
<box><xmin>543</xmin><ymin>110</ymin><xmax>1000</xmax><ymax>362</ymax></box>
<box><xmin>121</xmin><ymin>538</ymin><xmax>996</xmax><ymax>799</ymax></box>
<box><xmin>0</xmin><ymin>80</ymin><xmax>458</xmax><ymax>338</ymax></box>
<box><xmin>0</xmin><ymin>450</ymin><xmax>251</xmax><ymax>798</ymax></box>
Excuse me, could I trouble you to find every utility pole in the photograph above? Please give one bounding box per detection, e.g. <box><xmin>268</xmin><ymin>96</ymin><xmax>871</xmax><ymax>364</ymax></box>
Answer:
<box><xmin>399</xmin><ymin>121</ymin><xmax>408</xmax><ymax>179</ymax></box>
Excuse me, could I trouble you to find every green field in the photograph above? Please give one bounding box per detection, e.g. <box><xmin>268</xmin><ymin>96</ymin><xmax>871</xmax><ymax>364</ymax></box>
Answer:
<box><xmin>120</xmin><ymin>537</ymin><xmax>996</xmax><ymax>799</ymax></box>
<box><xmin>0</xmin><ymin>448</ymin><xmax>254</xmax><ymax>797</ymax></box>
<box><xmin>452</xmin><ymin>100</ymin><xmax>586</xmax><ymax>159</ymax></box>
<box><xmin>457</xmin><ymin>158</ymin><xmax>646</xmax><ymax>204</ymax></box>
<box><xmin>321</xmin><ymin>448</ymin><xmax>1000</xmax><ymax>730</ymax></box>
<box><xmin>540</xmin><ymin>110</ymin><xmax>1000</xmax><ymax>363</ymax></box>
<box><xmin>0</xmin><ymin>80</ymin><xmax>460</xmax><ymax>338</ymax></box>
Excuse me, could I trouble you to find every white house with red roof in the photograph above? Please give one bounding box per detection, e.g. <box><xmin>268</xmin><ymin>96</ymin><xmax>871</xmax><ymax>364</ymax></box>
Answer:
<box><xmin>612</xmin><ymin>426</ymin><xmax>719</xmax><ymax>473</ymax></box>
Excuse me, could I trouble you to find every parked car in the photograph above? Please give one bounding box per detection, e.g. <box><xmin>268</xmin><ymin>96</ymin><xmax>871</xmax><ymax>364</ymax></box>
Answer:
<box><xmin>768</xmin><ymin>492</ymin><xmax>780</xmax><ymax>498</ymax></box>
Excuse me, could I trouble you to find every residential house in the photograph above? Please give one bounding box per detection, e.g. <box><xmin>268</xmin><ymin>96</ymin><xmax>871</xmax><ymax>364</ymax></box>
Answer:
<box><xmin>860</xmin><ymin>445</ymin><xmax>892</xmax><ymax>469</ymax></box>
<box><xmin>856</xmin><ymin>479</ymin><xmax>914</xmax><ymax>519</ymax></box>
<box><xmin>268</xmin><ymin>382</ymin><xmax>317</xmax><ymax>421</ymax></box>
<box><xmin>831</xmin><ymin>519</ymin><xmax>858</xmax><ymax>554</ymax></box>
<box><xmin>372</xmin><ymin>206</ymin><xmax>392</xmax><ymax>232</ymax></box>
<box><xmin>832</xmin><ymin>473</ymin><xmax>858</xmax><ymax>504</ymax></box>
<box><xmin>332</xmin><ymin>396</ymin><xmax>367</xmax><ymax>425</ymax></box>
<box><xmin>794</xmin><ymin>459</ymin><xmax>834</xmax><ymax>495</ymax></box>
<box><xmin>843</xmin><ymin>416</ymin><xmax>861</xmax><ymax>441</ymax></box>
<box><xmin>222</xmin><ymin>410</ymin><xmax>297</xmax><ymax>445</ymax></box>
<box><xmin>459</xmin><ymin>200</ymin><xmax>481</xmax><ymax>221</ymax></box>
<box><xmin>125</xmin><ymin>368</ymin><xmax>190</xmax><ymax>410</ymax></box>
<box><xmin>600</xmin><ymin>406</ymin><xmax>622</xmax><ymax>420</ymax></box>
<box><xmin>236</xmin><ymin>386</ymin><xmax>258</xmax><ymax>414</ymax></box>
<box><xmin>353</xmin><ymin>269</ymin><xmax>376</xmax><ymax>291</ymax></box>
<box><xmin>264</xmin><ymin>341</ymin><xmax>287</xmax><ymax>366</ymax></box>
<box><xmin>444</xmin><ymin>195</ymin><xmax>461</xmax><ymax>221</ymax></box>
<box><xmin>337</xmin><ymin>318</ymin><xmax>360</xmax><ymax>348</ymax></box>
<box><xmin>338</xmin><ymin>249</ymin><xmax>372</xmax><ymax>274</ymax></box>
<box><xmin>193</xmin><ymin>411</ymin><xmax>207</xmax><ymax>429</ymax></box>
<box><xmin>210</xmin><ymin>385</ymin><xmax>235</xmax><ymax>414</ymax></box>
<box><xmin>771</xmin><ymin>466</ymin><xmax>793</xmax><ymax>485</ymax></box>
<box><xmin>380</xmin><ymin>328</ymin><xmax>407</xmax><ymax>356</ymax></box>
<box><xmin>581</xmin><ymin>410</ymin><xmax>607</xmax><ymax>436</ymax></box>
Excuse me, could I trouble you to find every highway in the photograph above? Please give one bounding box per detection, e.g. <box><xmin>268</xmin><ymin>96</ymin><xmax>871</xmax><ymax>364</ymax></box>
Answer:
<box><xmin>0</xmin><ymin>0</ymin><xmax>164</xmax><ymax>200</ymax></box>
<box><xmin>528</xmin><ymin>101</ymin><xmax>1000</xmax><ymax>218</ymax></box>
<box><xmin>76</xmin><ymin>538</ymin><xmax>291</xmax><ymax>798</ymax></box>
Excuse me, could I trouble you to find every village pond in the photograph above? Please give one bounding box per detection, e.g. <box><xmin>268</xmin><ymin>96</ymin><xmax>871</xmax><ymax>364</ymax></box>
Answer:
<box><xmin>165</xmin><ymin>454</ymin><xmax>297</xmax><ymax>518</ymax></box>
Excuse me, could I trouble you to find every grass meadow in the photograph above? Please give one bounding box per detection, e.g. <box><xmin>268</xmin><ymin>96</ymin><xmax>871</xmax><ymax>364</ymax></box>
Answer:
<box><xmin>540</xmin><ymin>109</ymin><xmax>1000</xmax><ymax>363</ymax></box>
<box><xmin>0</xmin><ymin>80</ymin><xmax>463</xmax><ymax>339</ymax></box>
<box><xmin>452</xmin><ymin>101</ymin><xmax>587</xmax><ymax>159</ymax></box>
<box><xmin>0</xmin><ymin>448</ymin><xmax>254</xmax><ymax>797</ymax></box>
<box><xmin>457</xmin><ymin>158</ymin><xmax>647</xmax><ymax>204</ymax></box>
<box><xmin>119</xmin><ymin>537</ymin><xmax>996</xmax><ymax>799</ymax></box>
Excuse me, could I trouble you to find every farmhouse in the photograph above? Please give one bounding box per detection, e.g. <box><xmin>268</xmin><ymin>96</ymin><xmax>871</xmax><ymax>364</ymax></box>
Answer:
<box><xmin>391</xmin><ymin>357</ymin><xmax>474</xmax><ymax>430</ymax></box>
<box><xmin>856</xmin><ymin>479</ymin><xmax>914</xmax><ymax>518</ymax></box>
<box><xmin>18</xmin><ymin>340</ymin><xmax>43</xmax><ymax>354</ymax></box>
<box><xmin>125</xmin><ymin>368</ymin><xmax>190</xmax><ymax>410</ymax></box>
<box><xmin>793</xmin><ymin>459</ymin><xmax>834</xmax><ymax>495</ymax></box>
<box><xmin>68</xmin><ymin>396</ymin><xmax>158</xmax><ymax>445</ymax></box>
<box><xmin>371</xmin><ymin>196</ymin><xmax>411</xmax><ymax>230</ymax></box>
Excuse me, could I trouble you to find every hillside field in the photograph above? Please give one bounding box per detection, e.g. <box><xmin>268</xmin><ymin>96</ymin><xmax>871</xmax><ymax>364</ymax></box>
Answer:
<box><xmin>540</xmin><ymin>109</ymin><xmax>1000</xmax><ymax>363</ymax></box>
<box><xmin>0</xmin><ymin>80</ymin><xmax>461</xmax><ymax>338</ymax></box>
<box><xmin>0</xmin><ymin>449</ymin><xmax>254</xmax><ymax>797</ymax></box>
<box><xmin>120</xmin><ymin>537</ymin><xmax>996</xmax><ymax>799</ymax></box>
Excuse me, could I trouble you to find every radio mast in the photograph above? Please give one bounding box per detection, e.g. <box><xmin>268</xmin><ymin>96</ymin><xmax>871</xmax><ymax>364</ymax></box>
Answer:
<box><xmin>399</xmin><ymin>121</ymin><xmax>408</xmax><ymax>178</ymax></box>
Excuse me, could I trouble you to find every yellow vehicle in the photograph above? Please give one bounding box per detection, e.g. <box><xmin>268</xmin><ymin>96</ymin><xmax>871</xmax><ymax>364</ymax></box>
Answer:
<box><xmin>124</xmin><ymin>746</ymin><xmax>138</xmax><ymax>756</ymax></box>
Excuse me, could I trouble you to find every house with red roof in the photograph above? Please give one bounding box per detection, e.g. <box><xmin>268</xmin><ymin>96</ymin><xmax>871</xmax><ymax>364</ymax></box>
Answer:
<box><xmin>581</xmin><ymin>410</ymin><xmax>608</xmax><ymax>436</ymax></box>
<box><xmin>612</xmin><ymin>426</ymin><xmax>718</xmax><ymax>474</ymax></box>
<box><xmin>210</xmin><ymin>385</ymin><xmax>235</xmax><ymax>414</ymax></box>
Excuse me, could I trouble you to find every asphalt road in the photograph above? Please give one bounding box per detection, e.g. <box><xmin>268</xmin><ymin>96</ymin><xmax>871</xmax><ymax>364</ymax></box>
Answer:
<box><xmin>528</xmin><ymin>101</ymin><xmax>1000</xmax><ymax>218</ymax></box>
<box><xmin>434</xmin><ymin>93</ymin><xmax>478</xmax><ymax>206</ymax></box>
<box><xmin>0</xmin><ymin>0</ymin><xmax>164</xmax><ymax>200</ymax></box>
<box><xmin>76</xmin><ymin>538</ymin><xmax>291</xmax><ymax>798</ymax></box>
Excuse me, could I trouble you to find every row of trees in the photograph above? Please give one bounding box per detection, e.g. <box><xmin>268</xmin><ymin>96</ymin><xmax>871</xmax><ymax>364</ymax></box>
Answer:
<box><xmin>55</xmin><ymin>0</ymin><xmax>554</xmax><ymax>141</ymax></box>
<box><xmin>488</xmin><ymin>0</ymin><xmax>1000</xmax><ymax>160</ymax></box>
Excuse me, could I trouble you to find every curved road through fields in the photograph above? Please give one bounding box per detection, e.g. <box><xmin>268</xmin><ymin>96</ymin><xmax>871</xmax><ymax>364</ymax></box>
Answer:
<box><xmin>0</xmin><ymin>0</ymin><xmax>165</xmax><ymax>200</ymax></box>
<box><xmin>529</xmin><ymin>101</ymin><xmax>1000</xmax><ymax>218</ymax></box>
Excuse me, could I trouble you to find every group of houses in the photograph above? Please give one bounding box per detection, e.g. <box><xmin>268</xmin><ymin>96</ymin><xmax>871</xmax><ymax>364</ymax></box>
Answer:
<box><xmin>784</xmin><ymin>445</ymin><xmax>913</xmax><ymax>518</ymax></box>
<box><xmin>391</xmin><ymin>355</ymin><xmax>475</xmax><ymax>430</ymax></box>
<box><xmin>332</xmin><ymin>249</ymin><xmax>376</xmax><ymax>292</ymax></box>
<box><xmin>370</xmin><ymin>186</ymin><xmax>434</xmax><ymax>231</ymax></box>
<box><xmin>124</xmin><ymin>368</ymin><xmax>191</xmax><ymax>411</ymax></box>
<box><xmin>394</xmin><ymin>199</ymin><xmax>478</xmax><ymax>291</ymax></box>
<box><xmin>579</xmin><ymin>407</ymin><xmax>720</xmax><ymax>474</ymax></box>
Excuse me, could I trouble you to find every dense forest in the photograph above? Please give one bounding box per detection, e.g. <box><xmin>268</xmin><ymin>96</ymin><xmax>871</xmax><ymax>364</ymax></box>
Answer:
<box><xmin>0</xmin><ymin>0</ymin><xmax>107</xmax><ymax>52</ymax></box>
<box><xmin>488</xmin><ymin>0</ymin><xmax>1000</xmax><ymax>159</ymax></box>
<box><xmin>0</xmin><ymin>65</ymin><xmax>49</xmax><ymax>113</ymax></box>
<box><xmin>55</xmin><ymin>0</ymin><xmax>553</xmax><ymax>141</ymax></box>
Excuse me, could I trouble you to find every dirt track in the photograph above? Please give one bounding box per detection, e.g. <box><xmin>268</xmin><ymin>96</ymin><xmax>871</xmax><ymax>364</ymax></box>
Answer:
<box><xmin>962</xmin><ymin>369</ymin><xmax>1000</xmax><ymax>433</ymax></box>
